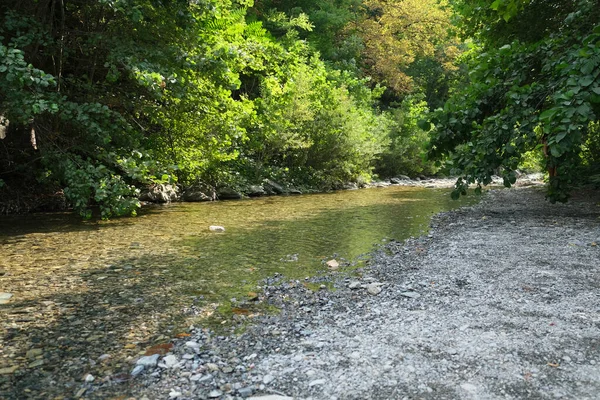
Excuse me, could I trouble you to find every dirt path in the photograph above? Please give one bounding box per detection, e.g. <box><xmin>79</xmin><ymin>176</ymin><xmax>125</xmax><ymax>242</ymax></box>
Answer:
<box><xmin>126</xmin><ymin>187</ymin><xmax>600</xmax><ymax>400</ymax></box>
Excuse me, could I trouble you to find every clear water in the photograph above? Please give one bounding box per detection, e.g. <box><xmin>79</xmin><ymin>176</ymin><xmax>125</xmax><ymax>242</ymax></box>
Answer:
<box><xmin>0</xmin><ymin>186</ymin><xmax>476</xmax><ymax>329</ymax></box>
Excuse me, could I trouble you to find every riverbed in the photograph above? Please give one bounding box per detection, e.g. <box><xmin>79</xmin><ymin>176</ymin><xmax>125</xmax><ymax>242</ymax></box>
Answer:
<box><xmin>0</xmin><ymin>186</ymin><xmax>476</xmax><ymax>398</ymax></box>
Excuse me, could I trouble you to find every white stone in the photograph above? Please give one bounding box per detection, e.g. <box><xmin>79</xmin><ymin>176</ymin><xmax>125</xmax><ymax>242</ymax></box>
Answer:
<box><xmin>136</xmin><ymin>354</ymin><xmax>160</xmax><ymax>367</ymax></box>
<box><xmin>209</xmin><ymin>225</ymin><xmax>225</xmax><ymax>232</ymax></box>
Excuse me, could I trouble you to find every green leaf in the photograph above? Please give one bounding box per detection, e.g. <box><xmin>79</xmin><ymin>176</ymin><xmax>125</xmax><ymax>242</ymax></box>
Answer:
<box><xmin>555</xmin><ymin>131</ymin><xmax>567</xmax><ymax>143</ymax></box>
<box><xmin>417</xmin><ymin>119</ymin><xmax>432</xmax><ymax>131</ymax></box>
<box><xmin>450</xmin><ymin>189</ymin><xmax>460</xmax><ymax>200</ymax></box>
<box><xmin>580</xmin><ymin>76</ymin><xmax>594</xmax><ymax>87</ymax></box>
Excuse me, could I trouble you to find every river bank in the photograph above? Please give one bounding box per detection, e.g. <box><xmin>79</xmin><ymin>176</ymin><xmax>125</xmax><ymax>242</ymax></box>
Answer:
<box><xmin>124</xmin><ymin>186</ymin><xmax>600</xmax><ymax>400</ymax></box>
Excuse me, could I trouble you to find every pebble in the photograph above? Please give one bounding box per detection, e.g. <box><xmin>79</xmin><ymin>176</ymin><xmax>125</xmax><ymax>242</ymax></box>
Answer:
<box><xmin>27</xmin><ymin>359</ymin><xmax>44</xmax><ymax>368</ymax></box>
<box><xmin>326</xmin><ymin>259</ymin><xmax>340</xmax><ymax>269</ymax></box>
<box><xmin>185</xmin><ymin>341</ymin><xmax>200</xmax><ymax>349</ymax></box>
<box><xmin>308</xmin><ymin>379</ymin><xmax>326</xmax><ymax>387</ymax></box>
<box><xmin>131</xmin><ymin>365</ymin><xmax>145</xmax><ymax>377</ymax></box>
<box><xmin>238</xmin><ymin>387</ymin><xmax>253</xmax><ymax>397</ymax></box>
<box><xmin>83</xmin><ymin>374</ymin><xmax>95</xmax><ymax>383</ymax></box>
<box><xmin>348</xmin><ymin>281</ymin><xmax>362</xmax><ymax>289</ymax></box>
<box><xmin>247</xmin><ymin>397</ymin><xmax>293</xmax><ymax>400</ymax></box>
<box><xmin>0</xmin><ymin>366</ymin><xmax>19</xmax><ymax>375</ymax></box>
<box><xmin>209</xmin><ymin>225</ymin><xmax>225</xmax><ymax>232</ymax></box>
<box><xmin>26</xmin><ymin>348</ymin><xmax>43</xmax><ymax>358</ymax></box>
<box><xmin>163</xmin><ymin>354</ymin><xmax>179</xmax><ymax>368</ymax></box>
<box><xmin>0</xmin><ymin>292</ymin><xmax>13</xmax><ymax>304</ymax></box>
<box><xmin>399</xmin><ymin>291</ymin><xmax>420</xmax><ymax>299</ymax></box>
<box><xmin>137</xmin><ymin>354</ymin><xmax>160</xmax><ymax>367</ymax></box>
<box><xmin>208</xmin><ymin>389</ymin><xmax>223</xmax><ymax>398</ymax></box>
<box><xmin>366</xmin><ymin>283</ymin><xmax>382</xmax><ymax>295</ymax></box>
<box><xmin>169</xmin><ymin>390</ymin><xmax>182</xmax><ymax>398</ymax></box>
<box><xmin>262</xmin><ymin>374</ymin><xmax>275</xmax><ymax>384</ymax></box>
<box><xmin>206</xmin><ymin>362</ymin><xmax>220</xmax><ymax>371</ymax></box>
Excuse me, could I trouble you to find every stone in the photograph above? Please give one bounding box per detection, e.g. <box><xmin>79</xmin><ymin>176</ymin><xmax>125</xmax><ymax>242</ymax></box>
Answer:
<box><xmin>206</xmin><ymin>363</ymin><xmax>220</xmax><ymax>371</ymax></box>
<box><xmin>197</xmin><ymin>374</ymin><xmax>213</xmax><ymax>383</ymax></box>
<box><xmin>366</xmin><ymin>284</ymin><xmax>382</xmax><ymax>295</ymax></box>
<box><xmin>348</xmin><ymin>281</ymin><xmax>362</xmax><ymax>289</ymax></box>
<box><xmin>308</xmin><ymin>379</ymin><xmax>326</xmax><ymax>387</ymax></box>
<box><xmin>0</xmin><ymin>292</ymin><xmax>13</xmax><ymax>304</ymax></box>
<box><xmin>163</xmin><ymin>354</ymin><xmax>179</xmax><ymax>368</ymax></box>
<box><xmin>262</xmin><ymin>374</ymin><xmax>275</xmax><ymax>384</ymax></box>
<box><xmin>238</xmin><ymin>387</ymin><xmax>253</xmax><ymax>398</ymax></box>
<box><xmin>208</xmin><ymin>390</ymin><xmax>223</xmax><ymax>398</ymax></box>
<box><xmin>400</xmin><ymin>291</ymin><xmax>421</xmax><ymax>299</ymax></box>
<box><xmin>326</xmin><ymin>259</ymin><xmax>340</xmax><ymax>269</ymax></box>
<box><xmin>398</xmin><ymin>175</ymin><xmax>411</xmax><ymax>180</ymax></box>
<box><xmin>247</xmin><ymin>185</ymin><xmax>266</xmax><ymax>197</ymax></box>
<box><xmin>184</xmin><ymin>341</ymin><xmax>200</xmax><ymax>349</ymax></box>
<box><xmin>136</xmin><ymin>354</ymin><xmax>160</xmax><ymax>367</ymax></box>
<box><xmin>26</xmin><ymin>348</ymin><xmax>43</xmax><ymax>358</ymax></box>
<box><xmin>131</xmin><ymin>365</ymin><xmax>144</xmax><ymax>377</ymax></box>
<box><xmin>27</xmin><ymin>359</ymin><xmax>44</xmax><ymax>368</ymax></box>
<box><xmin>248</xmin><ymin>397</ymin><xmax>293</xmax><ymax>400</ymax></box>
<box><xmin>209</xmin><ymin>225</ymin><xmax>225</xmax><ymax>232</ymax></box>
<box><xmin>222</xmin><ymin>366</ymin><xmax>234</xmax><ymax>373</ymax></box>
<box><xmin>98</xmin><ymin>354</ymin><xmax>111</xmax><ymax>362</ymax></box>
<box><xmin>84</xmin><ymin>374</ymin><xmax>95</xmax><ymax>383</ymax></box>
<box><xmin>217</xmin><ymin>187</ymin><xmax>243</xmax><ymax>200</ymax></box>
<box><xmin>182</xmin><ymin>182</ymin><xmax>216</xmax><ymax>202</ymax></box>
<box><xmin>0</xmin><ymin>366</ymin><xmax>19</xmax><ymax>375</ymax></box>
<box><xmin>263</xmin><ymin>179</ymin><xmax>285</xmax><ymax>194</ymax></box>
<box><xmin>169</xmin><ymin>390</ymin><xmax>182</xmax><ymax>398</ymax></box>
<box><xmin>288</xmin><ymin>188</ymin><xmax>302</xmax><ymax>195</ymax></box>
<box><xmin>139</xmin><ymin>184</ymin><xmax>178</xmax><ymax>203</ymax></box>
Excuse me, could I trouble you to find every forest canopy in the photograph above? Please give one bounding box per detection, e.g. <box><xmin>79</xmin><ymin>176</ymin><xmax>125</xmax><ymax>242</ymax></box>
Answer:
<box><xmin>0</xmin><ymin>0</ymin><xmax>598</xmax><ymax>217</ymax></box>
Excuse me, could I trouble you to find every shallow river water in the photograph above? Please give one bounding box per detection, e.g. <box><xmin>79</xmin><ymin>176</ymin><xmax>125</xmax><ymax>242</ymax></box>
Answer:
<box><xmin>0</xmin><ymin>187</ymin><xmax>475</xmax><ymax>311</ymax></box>
<box><xmin>0</xmin><ymin>186</ymin><xmax>476</xmax><ymax>397</ymax></box>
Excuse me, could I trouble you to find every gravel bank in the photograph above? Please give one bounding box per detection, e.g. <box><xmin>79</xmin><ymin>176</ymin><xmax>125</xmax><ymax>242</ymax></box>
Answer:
<box><xmin>113</xmin><ymin>187</ymin><xmax>600</xmax><ymax>399</ymax></box>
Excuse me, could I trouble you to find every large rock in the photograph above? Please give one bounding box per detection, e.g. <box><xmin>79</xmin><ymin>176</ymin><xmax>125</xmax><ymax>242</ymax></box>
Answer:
<box><xmin>182</xmin><ymin>182</ymin><xmax>216</xmax><ymax>202</ymax></box>
<box><xmin>263</xmin><ymin>179</ymin><xmax>285</xmax><ymax>195</ymax></box>
<box><xmin>217</xmin><ymin>187</ymin><xmax>243</xmax><ymax>200</ymax></box>
<box><xmin>246</xmin><ymin>185</ymin><xmax>266</xmax><ymax>197</ymax></box>
<box><xmin>139</xmin><ymin>184</ymin><xmax>178</xmax><ymax>203</ymax></box>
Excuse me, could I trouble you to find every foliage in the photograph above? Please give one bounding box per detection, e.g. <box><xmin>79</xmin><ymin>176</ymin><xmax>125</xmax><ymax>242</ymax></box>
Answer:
<box><xmin>375</xmin><ymin>96</ymin><xmax>436</xmax><ymax>177</ymax></box>
<box><xmin>428</xmin><ymin>0</ymin><xmax>600</xmax><ymax>202</ymax></box>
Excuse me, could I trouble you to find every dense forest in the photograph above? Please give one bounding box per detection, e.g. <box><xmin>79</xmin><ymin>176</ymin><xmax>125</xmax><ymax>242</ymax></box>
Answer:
<box><xmin>0</xmin><ymin>0</ymin><xmax>598</xmax><ymax>217</ymax></box>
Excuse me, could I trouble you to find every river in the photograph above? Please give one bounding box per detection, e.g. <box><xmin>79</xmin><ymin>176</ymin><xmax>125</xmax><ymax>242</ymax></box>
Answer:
<box><xmin>0</xmin><ymin>186</ymin><xmax>476</xmax><ymax>396</ymax></box>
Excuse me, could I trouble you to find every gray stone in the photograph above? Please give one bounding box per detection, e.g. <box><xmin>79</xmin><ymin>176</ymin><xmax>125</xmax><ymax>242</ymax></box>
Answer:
<box><xmin>263</xmin><ymin>179</ymin><xmax>285</xmax><ymax>194</ymax></box>
<box><xmin>262</xmin><ymin>374</ymin><xmax>275</xmax><ymax>384</ymax></box>
<box><xmin>238</xmin><ymin>387</ymin><xmax>253</xmax><ymax>397</ymax></box>
<box><xmin>131</xmin><ymin>365</ymin><xmax>144</xmax><ymax>377</ymax></box>
<box><xmin>136</xmin><ymin>354</ymin><xmax>160</xmax><ymax>367</ymax></box>
<box><xmin>309</xmin><ymin>379</ymin><xmax>326</xmax><ymax>387</ymax></box>
<box><xmin>139</xmin><ymin>184</ymin><xmax>178</xmax><ymax>203</ymax></box>
<box><xmin>400</xmin><ymin>291</ymin><xmax>421</xmax><ymax>299</ymax></box>
<box><xmin>163</xmin><ymin>354</ymin><xmax>179</xmax><ymax>368</ymax></box>
<box><xmin>182</xmin><ymin>182</ymin><xmax>216</xmax><ymax>202</ymax></box>
<box><xmin>185</xmin><ymin>341</ymin><xmax>200</xmax><ymax>349</ymax></box>
<box><xmin>209</xmin><ymin>390</ymin><xmax>223</xmax><ymax>398</ymax></box>
<box><xmin>248</xmin><ymin>397</ymin><xmax>293</xmax><ymax>400</ymax></box>
<box><xmin>366</xmin><ymin>284</ymin><xmax>382</xmax><ymax>295</ymax></box>
<box><xmin>217</xmin><ymin>187</ymin><xmax>243</xmax><ymax>200</ymax></box>
<box><xmin>348</xmin><ymin>281</ymin><xmax>362</xmax><ymax>290</ymax></box>
<box><xmin>209</xmin><ymin>225</ymin><xmax>225</xmax><ymax>232</ymax></box>
<box><xmin>247</xmin><ymin>185</ymin><xmax>266</xmax><ymax>197</ymax></box>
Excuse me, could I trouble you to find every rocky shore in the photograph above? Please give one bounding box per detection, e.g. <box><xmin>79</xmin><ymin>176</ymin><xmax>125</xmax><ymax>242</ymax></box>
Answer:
<box><xmin>107</xmin><ymin>186</ymin><xmax>600</xmax><ymax>400</ymax></box>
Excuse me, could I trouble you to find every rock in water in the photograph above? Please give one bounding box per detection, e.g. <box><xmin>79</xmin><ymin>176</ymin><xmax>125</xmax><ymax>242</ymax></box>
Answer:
<box><xmin>326</xmin><ymin>259</ymin><xmax>340</xmax><ymax>269</ymax></box>
<box><xmin>209</xmin><ymin>225</ymin><xmax>225</xmax><ymax>232</ymax></box>
<box><xmin>0</xmin><ymin>293</ymin><xmax>13</xmax><ymax>304</ymax></box>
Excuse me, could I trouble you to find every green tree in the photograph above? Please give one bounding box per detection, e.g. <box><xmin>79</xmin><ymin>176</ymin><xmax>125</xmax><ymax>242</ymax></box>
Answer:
<box><xmin>428</xmin><ymin>0</ymin><xmax>600</xmax><ymax>202</ymax></box>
